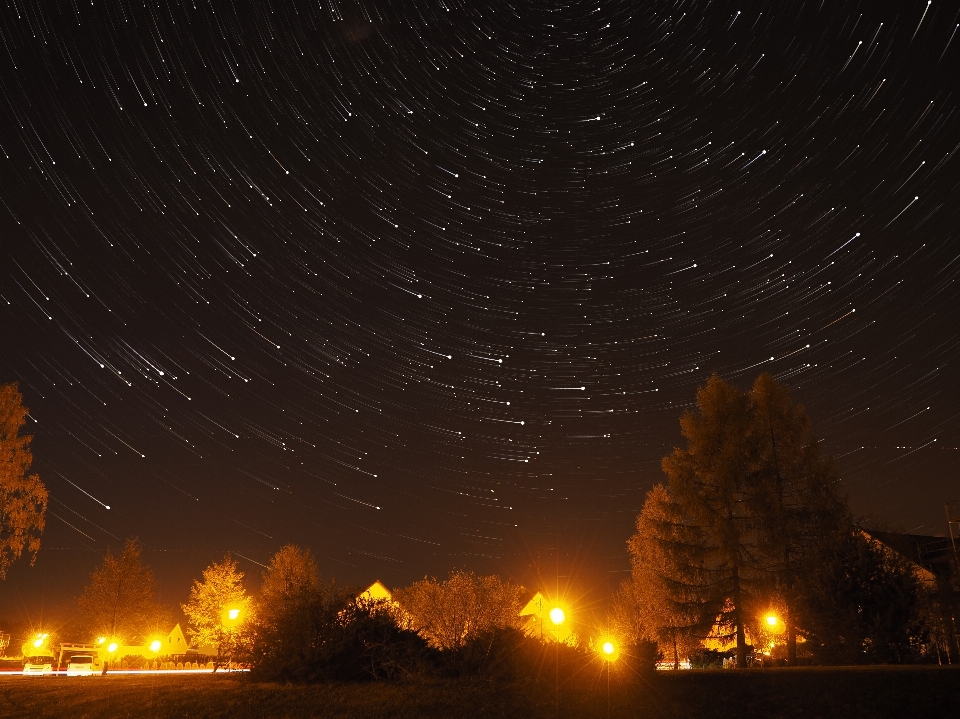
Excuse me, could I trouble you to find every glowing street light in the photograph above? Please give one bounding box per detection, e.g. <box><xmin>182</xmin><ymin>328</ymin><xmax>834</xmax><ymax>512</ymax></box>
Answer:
<box><xmin>766</xmin><ymin>614</ymin><xmax>779</xmax><ymax>627</ymax></box>
<box><xmin>222</xmin><ymin>604</ymin><xmax>245</xmax><ymax>629</ymax></box>
<box><xmin>602</xmin><ymin>641</ymin><xmax>615</xmax><ymax>655</ymax></box>
<box><xmin>549</xmin><ymin>607</ymin><xmax>565</xmax><ymax>626</ymax></box>
<box><xmin>107</xmin><ymin>642</ymin><xmax>118</xmax><ymax>654</ymax></box>
<box><xmin>149</xmin><ymin>640</ymin><xmax>162</xmax><ymax>653</ymax></box>
<box><xmin>32</xmin><ymin>633</ymin><xmax>49</xmax><ymax>649</ymax></box>
<box><xmin>97</xmin><ymin>636</ymin><xmax>106</xmax><ymax>645</ymax></box>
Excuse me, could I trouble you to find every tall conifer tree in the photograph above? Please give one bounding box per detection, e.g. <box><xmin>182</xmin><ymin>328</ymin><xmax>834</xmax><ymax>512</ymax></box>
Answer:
<box><xmin>661</xmin><ymin>373</ymin><xmax>759</xmax><ymax>667</ymax></box>
<box><xmin>747</xmin><ymin>372</ymin><xmax>845</xmax><ymax>663</ymax></box>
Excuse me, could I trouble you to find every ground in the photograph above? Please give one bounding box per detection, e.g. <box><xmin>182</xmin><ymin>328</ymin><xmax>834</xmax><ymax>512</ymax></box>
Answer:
<box><xmin>1</xmin><ymin>666</ymin><xmax>957</xmax><ymax>719</ymax></box>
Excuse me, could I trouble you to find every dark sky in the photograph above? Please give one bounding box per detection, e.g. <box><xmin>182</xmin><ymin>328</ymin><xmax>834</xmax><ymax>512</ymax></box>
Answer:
<box><xmin>2</xmin><ymin>1</ymin><xmax>958</xmax><ymax>627</ymax></box>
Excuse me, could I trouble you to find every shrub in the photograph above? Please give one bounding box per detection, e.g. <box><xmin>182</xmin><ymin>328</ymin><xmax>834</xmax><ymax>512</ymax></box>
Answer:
<box><xmin>251</xmin><ymin>585</ymin><xmax>436</xmax><ymax>683</ymax></box>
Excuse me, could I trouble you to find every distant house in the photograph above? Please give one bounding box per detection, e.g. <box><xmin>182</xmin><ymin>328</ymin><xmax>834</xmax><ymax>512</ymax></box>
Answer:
<box><xmin>519</xmin><ymin>591</ymin><xmax>574</xmax><ymax>644</ymax></box>
<box><xmin>862</xmin><ymin>530</ymin><xmax>944</xmax><ymax>586</ymax></box>
<box><xmin>165</xmin><ymin>623</ymin><xmax>189</xmax><ymax>654</ymax></box>
<box><xmin>863</xmin><ymin>529</ymin><xmax>959</xmax><ymax>662</ymax></box>
<box><xmin>113</xmin><ymin>623</ymin><xmax>192</xmax><ymax>660</ymax></box>
<box><xmin>358</xmin><ymin>580</ymin><xmax>393</xmax><ymax>603</ymax></box>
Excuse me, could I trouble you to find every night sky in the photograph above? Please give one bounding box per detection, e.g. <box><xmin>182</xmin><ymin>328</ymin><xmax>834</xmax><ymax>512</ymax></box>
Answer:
<box><xmin>1</xmin><ymin>1</ymin><xmax>958</xmax><ymax>624</ymax></box>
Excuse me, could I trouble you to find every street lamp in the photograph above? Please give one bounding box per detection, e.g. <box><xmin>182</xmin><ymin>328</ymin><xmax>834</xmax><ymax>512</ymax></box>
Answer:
<box><xmin>549</xmin><ymin>606</ymin><xmax>566</xmax><ymax>717</ymax></box>
<box><xmin>766</xmin><ymin>614</ymin><xmax>779</xmax><ymax>627</ymax></box>
<box><xmin>101</xmin><ymin>640</ymin><xmax>118</xmax><ymax>676</ymax></box>
<box><xmin>222</xmin><ymin>604</ymin><xmax>245</xmax><ymax>628</ymax></box>
<box><xmin>599</xmin><ymin>639</ymin><xmax>618</xmax><ymax>716</ymax></box>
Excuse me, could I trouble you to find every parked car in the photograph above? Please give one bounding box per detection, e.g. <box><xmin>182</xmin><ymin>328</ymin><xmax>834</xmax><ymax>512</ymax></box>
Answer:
<box><xmin>66</xmin><ymin>654</ymin><xmax>94</xmax><ymax>676</ymax></box>
<box><xmin>23</xmin><ymin>655</ymin><xmax>54</xmax><ymax>676</ymax></box>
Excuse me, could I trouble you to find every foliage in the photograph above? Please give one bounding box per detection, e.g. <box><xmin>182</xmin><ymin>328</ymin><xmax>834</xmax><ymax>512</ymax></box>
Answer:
<box><xmin>394</xmin><ymin>570</ymin><xmax>524</xmax><ymax>650</ymax></box>
<box><xmin>688</xmin><ymin>647</ymin><xmax>729</xmax><ymax>669</ymax></box>
<box><xmin>659</xmin><ymin>374</ymin><xmax>760</xmax><ymax>667</ymax></box>
<box><xmin>182</xmin><ymin>554</ymin><xmax>255</xmax><ymax>662</ymax></box>
<box><xmin>649</xmin><ymin>373</ymin><xmax>848</xmax><ymax>667</ymax></box>
<box><xmin>618</xmin><ymin>485</ymin><xmax>703</xmax><ymax>669</ymax></box>
<box><xmin>793</xmin><ymin>528</ymin><xmax>928</xmax><ymax>664</ymax></box>
<box><xmin>251</xmin><ymin>583</ymin><xmax>436</xmax><ymax>683</ymax></box>
<box><xmin>746</xmin><ymin>373</ymin><xmax>847</xmax><ymax>661</ymax></box>
<box><xmin>258</xmin><ymin>544</ymin><xmax>321</xmax><ymax>633</ymax></box>
<box><xmin>77</xmin><ymin>538</ymin><xmax>167</xmax><ymax>644</ymax></box>
<box><xmin>0</xmin><ymin>382</ymin><xmax>48</xmax><ymax>579</ymax></box>
<box><xmin>449</xmin><ymin>626</ymin><xmax>533</xmax><ymax>679</ymax></box>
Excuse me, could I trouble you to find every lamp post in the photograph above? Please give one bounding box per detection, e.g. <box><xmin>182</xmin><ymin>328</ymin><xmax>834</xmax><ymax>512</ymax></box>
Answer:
<box><xmin>600</xmin><ymin>640</ymin><xmax>617</xmax><ymax>716</ymax></box>
<box><xmin>102</xmin><ymin>640</ymin><xmax>118</xmax><ymax>676</ymax></box>
<box><xmin>762</xmin><ymin>613</ymin><xmax>783</xmax><ymax>666</ymax></box>
<box><xmin>219</xmin><ymin>604</ymin><xmax>245</xmax><ymax>671</ymax></box>
<box><xmin>550</xmin><ymin>606</ymin><xmax>565</xmax><ymax>718</ymax></box>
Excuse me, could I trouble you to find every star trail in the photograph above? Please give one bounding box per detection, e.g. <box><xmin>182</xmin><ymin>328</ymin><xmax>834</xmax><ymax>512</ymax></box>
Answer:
<box><xmin>1</xmin><ymin>0</ymin><xmax>958</xmax><ymax>614</ymax></box>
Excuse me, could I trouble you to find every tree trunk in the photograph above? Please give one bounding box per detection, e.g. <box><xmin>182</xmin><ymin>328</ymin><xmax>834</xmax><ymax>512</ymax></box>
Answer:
<box><xmin>787</xmin><ymin>621</ymin><xmax>797</xmax><ymax>665</ymax></box>
<box><xmin>673</xmin><ymin>634</ymin><xmax>680</xmax><ymax>671</ymax></box>
<box><xmin>732</xmin><ymin>567</ymin><xmax>747</xmax><ymax>668</ymax></box>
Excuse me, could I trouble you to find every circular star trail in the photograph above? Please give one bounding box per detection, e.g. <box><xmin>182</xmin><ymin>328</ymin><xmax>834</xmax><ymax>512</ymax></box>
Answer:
<box><xmin>1</xmin><ymin>1</ymin><xmax>958</xmax><ymax>611</ymax></box>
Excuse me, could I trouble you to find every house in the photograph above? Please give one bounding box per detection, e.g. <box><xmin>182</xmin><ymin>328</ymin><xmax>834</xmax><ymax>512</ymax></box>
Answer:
<box><xmin>519</xmin><ymin>591</ymin><xmax>574</xmax><ymax>644</ymax></box>
<box><xmin>864</xmin><ymin>529</ymin><xmax>959</xmax><ymax>662</ymax></box>
<box><xmin>358</xmin><ymin>580</ymin><xmax>393</xmax><ymax>603</ymax></box>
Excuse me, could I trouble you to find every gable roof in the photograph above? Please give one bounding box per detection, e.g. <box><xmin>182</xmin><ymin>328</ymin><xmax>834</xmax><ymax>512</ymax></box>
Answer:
<box><xmin>358</xmin><ymin>580</ymin><xmax>392</xmax><ymax>602</ymax></box>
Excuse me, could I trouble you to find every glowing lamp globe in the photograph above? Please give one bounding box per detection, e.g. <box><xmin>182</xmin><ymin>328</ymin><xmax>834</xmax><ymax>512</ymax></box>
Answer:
<box><xmin>228</xmin><ymin>608</ymin><xmax>241</xmax><ymax>621</ymax></box>
<box><xmin>549</xmin><ymin>607</ymin><xmax>565</xmax><ymax>625</ymax></box>
<box><xmin>150</xmin><ymin>640</ymin><xmax>162</xmax><ymax>653</ymax></box>
<box><xmin>766</xmin><ymin>614</ymin><xmax>778</xmax><ymax>627</ymax></box>
<box><xmin>107</xmin><ymin>642</ymin><xmax>118</xmax><ymax>653</ymax></box>
<box><xmin>602</xmin><ymin>641</ymin><xmax>615</xmax><ymax>655</ymax></box>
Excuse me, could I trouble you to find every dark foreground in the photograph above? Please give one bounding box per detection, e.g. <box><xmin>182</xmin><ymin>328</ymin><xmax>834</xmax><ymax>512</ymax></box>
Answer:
<box><xmin>1</xmin><ymin>666</ymin><xmax>958</xmax><ymax>719</ymax></box>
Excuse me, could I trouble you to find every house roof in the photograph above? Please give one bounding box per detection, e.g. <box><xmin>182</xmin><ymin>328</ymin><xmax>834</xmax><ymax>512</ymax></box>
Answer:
<box><xmin>358</xmin><ymin>580</ymin><xmax>392</xmax><ymax>602</ymax></box>
<box><xmin>862</xmin><ymin>530</ymin><xmax>943</xmax><ymax>584</ymax></box>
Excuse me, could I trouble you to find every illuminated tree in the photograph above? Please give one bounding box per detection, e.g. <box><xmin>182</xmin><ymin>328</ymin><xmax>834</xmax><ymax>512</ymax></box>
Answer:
<box><xmin>661</xmin><ymin>373</ymin><xmax>759</xmax><ymax>667</ymax></box>
<box><xmin>259</xmin><ymin>544</ymin><xmax>321</xmax><ymax>626</ymax></box>
<box><xmin>395</xmin><ymin>570</ymin><xmax>523</xmax><ymax>650</ymax></box>
<box><xmin>77</xmin><ymin>538</ymin><xmax>166</xmax><ymax>644</ymax></box>
<box><xmin>0</xmin><ymin>383</ymin><xmax>48</xmax><ymax>579</ymax></box>
<box><xmin>182</xmin><ymin>554</ymin><xmax>254</xmax><ymax>665</ymax></box>
<box><xmin>623</xmin><ymin>484</ymin><xmax>705</xmax><ymax>669</ymax></box>
<box><xmin>653</xmin><ymin>373</ymin><xmax>851</xmax><ymax>667</ymax></box>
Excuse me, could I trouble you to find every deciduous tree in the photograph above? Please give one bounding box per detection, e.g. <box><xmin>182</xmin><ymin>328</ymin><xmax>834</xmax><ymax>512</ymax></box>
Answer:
<box><xmin>0</xmin><ymin>383</ymin><xmax>48</xmax><ymax>579</ymax></box>
<box><xmin>794</xmin><ymin>528</ymin><xmax>927</xmax><ymax>664</ymax></box>
<box><xmin>182</xmin><ymin>554</ymin><xmax>254</xmax><ymax>665</ymax></box>
<box><xmin>77</xmin><ymin>538</ymin><xmax>166</xmax><ymax>644</ymax></box>
<box><xmin>395</xmin><ymin>570</ymin><xmax>523</xmax><ymax>650</ymax></box>
<box><xmin>259</xmin><ymin>544</ymin><xmax>321</xmax><ymax>618</ymax></box>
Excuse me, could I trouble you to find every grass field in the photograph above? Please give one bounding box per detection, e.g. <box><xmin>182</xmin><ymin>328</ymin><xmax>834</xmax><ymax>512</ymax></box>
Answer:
<box><xmin>1</xmin><ymin>666</ymin><xmax>957</xmax><ymax>719</ymax></box>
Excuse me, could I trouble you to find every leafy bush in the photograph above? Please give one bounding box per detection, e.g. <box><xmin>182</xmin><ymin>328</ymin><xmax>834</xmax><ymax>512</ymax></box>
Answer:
<box><xmin>251</xmin><ymin>587</ymin><xmax>436</xmax><ymax>683</ymax></box>
<box><xmin>689</xmin><ymin>648</ymin><xmax>724</xmax><ymax>669</ymax></box>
